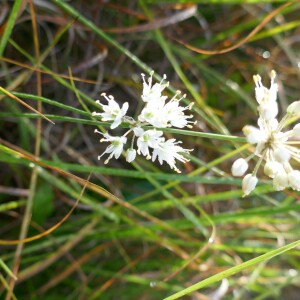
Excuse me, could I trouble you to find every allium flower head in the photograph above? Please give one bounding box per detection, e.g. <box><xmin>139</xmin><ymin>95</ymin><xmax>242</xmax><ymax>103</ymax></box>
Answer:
<box><xmin>93</xmin><ymin>71</ymin><xmax>194</xmax><ymax>172</ymax></box>
<box><xmin>232</xmin><ymin>70</ymin><xmax>300</xmax><ymax>196</ymax></box>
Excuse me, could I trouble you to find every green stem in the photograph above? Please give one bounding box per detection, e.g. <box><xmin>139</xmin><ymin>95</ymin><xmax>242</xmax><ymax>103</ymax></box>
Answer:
<box><xmin>163</xmin><ymin>239</ymin><xmax>300</xmax><ymax>300</ymax></box>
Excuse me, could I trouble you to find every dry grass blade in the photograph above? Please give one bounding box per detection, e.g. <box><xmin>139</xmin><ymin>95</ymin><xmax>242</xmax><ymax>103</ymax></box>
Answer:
<box><xmin>0</xmin><ymin>173</ymin><xmax>91</xmax><ymax>245</ymax></box>
<box><xmin>0</xmin><ymin>87</ymin><xmax>54</xmax><ymax>124</ymax></box>
<box><xmin>175</xmin><ymin>2</ymin><xmax>292</xmax><ymax>55</ymax></box>
<box><xmin>1</xmin><ymin>139</ymin><xmax>201</xmax><ymax>243</ymax></box>
<box><xmin>0</xmin><ymin>57</ymin><xmax>100</xmax><ymax>85</ymax></box>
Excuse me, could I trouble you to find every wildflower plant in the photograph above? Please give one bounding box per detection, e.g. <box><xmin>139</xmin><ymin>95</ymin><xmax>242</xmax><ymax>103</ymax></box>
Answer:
<box><xmin>232</xmin><ymin>70</ymin><xmax>300</xmax><ymax>196</ymax></box>
<box><xmin>92</xmin><ymin>71</ymin><xmax>195</xmax><ymax>173</ymax></box>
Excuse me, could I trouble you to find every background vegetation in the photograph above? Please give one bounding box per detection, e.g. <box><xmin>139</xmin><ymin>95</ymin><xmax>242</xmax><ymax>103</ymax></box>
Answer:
<box><xmin>0</xmin><ymin>1</ymin><xmax>299</xmax><ymax>299</ymax></box>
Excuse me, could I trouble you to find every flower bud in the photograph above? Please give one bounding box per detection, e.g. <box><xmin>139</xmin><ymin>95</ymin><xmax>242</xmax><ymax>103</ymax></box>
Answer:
<box><xmin>273</xmin><ymin>172</ymin><xmax>289</xmax><ymax>191</ymax></box>
<box><xmin>263</xmin><ymin>161</ymin><xmax>284</xmax><ymax>178</ymax></box>
<box><xmin>231</xmin><ymin>158</ymin><xmax>248</xmax><ymax>177</ymax></box>
<box><xmin>288</xmin><ymin>170</ymin><xmax>300</xmax><ymax>191</ymax></box>
<box><xmin>274</xmin><ymin>147</ymin><xmax>291</xmax><ymax>163</ymax></box>
<box><xmin>126</xmin><ymin>148</ymin><xmax>136</xmax><ymax>163</ymax></box>
<box><xmin>292</xmin><ymin>123</ymin><xmax>300</xmax><ymax>139</ymax></box>
<box><xmin>287</xmin><ymin>101</ymin><xmax>300</xmax><ymax>115</ymax></box>
<box><xmin>242</xmin><ymin>174</ymin><xmax>258</xmax><ymax>197</ymax></box>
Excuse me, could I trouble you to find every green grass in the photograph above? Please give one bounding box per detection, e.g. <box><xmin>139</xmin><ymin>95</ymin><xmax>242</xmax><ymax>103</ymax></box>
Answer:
<box><xmin>0</xmin><ymin>1</ymin><xmax>300</xmax><ymax>299</ymax></box>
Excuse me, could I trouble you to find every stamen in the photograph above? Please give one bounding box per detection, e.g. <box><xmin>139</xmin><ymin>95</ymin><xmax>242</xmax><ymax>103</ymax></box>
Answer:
<box><xmin>253</xmin><ymin>74</ymin><xmax>262</xmax><ymax>87</ymax></box>
<box><xmin>94</xmin><ymin>129</ymin><xmax>102</xmax><ymax>134</ymax></box>
<box><xmin>270</xmin><ymin>70</ymin><xmax>276</xmax><ymax>82</ymax></box>
<box><xmin>188</xmin><ymin>102</ymin><xmax>194</xmax><ymax>109</ymax></box>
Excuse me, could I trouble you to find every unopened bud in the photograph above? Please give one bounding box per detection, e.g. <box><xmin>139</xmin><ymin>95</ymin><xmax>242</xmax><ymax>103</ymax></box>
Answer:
<box><xmin>231</xmin><ymin>158</ymin><xmax>248</xmax><ymax>177</ymax></box>
<box><xmin>288</xmin><ymin>170</ymin><xmax>300</xmax><ymax>191</ymax></box>
<box><xmin>287</xmin><ymin>101</ymin><xmax>300</xmax><ymax>115</ymax></box>
<box><xmin>273</xmin><ymin>172</ymin><xmax>289</xmax><ymax>191</ymax></box>
<box><xmin>242</xmin><ymin>174</ymin><xmax>258</xmax><ymax>197</ymax></box>
<box><xmin>274</xmin><ymin>147</ymin><xmax>291</xmax><ymax>163</ymax></box>
<box><xmin>292</xmin><ymin>124</ymin><xmax>300</xmax><ymax>138</ymax></box>
<box><xmin>126</xmin><ymin>148</ymin><xmax>136</xmax><ymax>163</ymax></box>
<box><xmin>263</xmin><ymin>161</ymin><xmax>284</xmax><ymax>178</ymax></box>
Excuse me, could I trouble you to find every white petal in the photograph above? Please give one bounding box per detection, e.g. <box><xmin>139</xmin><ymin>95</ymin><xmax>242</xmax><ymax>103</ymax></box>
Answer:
<box><xmin>133</xmin><ymin>127</ymin><xmax>144</xmax><ymax>137</ymax></box>
<box><xmin>243</xmin><ymin>126</ymin><xmax>266</xmax><ymax>144</ymax></box>
<box><xmin>258</xmin><ymin>102</ymin><xmax>278</xmax><ymax>120</ymax></box>
<box><xmin>121</xmin><ymin>102</ymin><xmax>129</xmax><ymax>114</ymax></box>
<box><xmin>110</xmin><ymin>117</ymin><xmax>121</xmax><ymax>129</ymax></box>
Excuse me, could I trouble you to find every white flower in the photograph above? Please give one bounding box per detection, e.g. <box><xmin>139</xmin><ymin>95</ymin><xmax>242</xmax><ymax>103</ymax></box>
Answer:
<box><xmin>161</xmin><ymin>92</ymin><xmax>195</xmax><ymax>128</ymax></box>
<box><xmin>92</xmin><ymin>93</ymin><xmax>128</xmax><ymax>129</ymax></box>
<box><xmin>95</xmin><ymin>130</ymin><xmax>127</xmax><ymax>164</ymax></box>
<box><xmin>231</xmin><ymin>158</ymin><xmax>248</xmax><ymax>177</ymax></box>
<box><xmin>138</xmin><ymin>104</ymin><xmax>168</xmax><ymax>128</ymax></box>
<box><xmin>233</xmin><ymin>70</ymin><xmax>300</xmax><ymax>195</ymax></box>
<box><xmin>126</xmin><ymin>148</ymin><xmax>136</xmax><ymax>163</ymax></box>
<box><xmin>92</xmin><ymin>71</ymin><xmax>194</xmax><ymax>172</ymax></box>
<box><xmin>138</xmin><ymin>72</ymin><xmax>195</xmax><ymax>129</ymax></box>
<box><xmin>134</xmin><ymin>127</ymin><xmax>163</xmax><ymax>158</ymax></box>
<box><xmin>152</xmin><ymin>139</ymin><xmax>192</xmax><ymax>173</ymax></box>
<box><xmin>141</xmin><ymin>71</ymin><xmax>168</xmax><ymax>103</ymax></box>
<box><xmin>253</xmin><ymin>70</ymin><xmax>278</xmax><ymax>120</ymax></box>
<box><xmin>242</xmin><ymin>174</ymin><xmax>258</xmax><ymax>197</ymax></box>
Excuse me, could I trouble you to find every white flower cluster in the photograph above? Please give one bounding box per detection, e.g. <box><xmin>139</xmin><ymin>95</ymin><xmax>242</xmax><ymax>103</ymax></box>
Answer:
<box><xmin>232</xmin><ymin>70</ymin><xmax>300</xmax><ymax>196</ymax></box>
<box><xmin>92</xmin><ymin>71</ymin><xmax>195</xmax><ymax>173</ymax></box>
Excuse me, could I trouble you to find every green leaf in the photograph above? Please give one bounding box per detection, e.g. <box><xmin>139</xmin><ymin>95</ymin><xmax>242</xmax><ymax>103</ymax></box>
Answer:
<box><xmin>164</xmin><ymin>239</ymin><xmax>300</xmax><ymax>300</ymax></box>
<box><xmin>32</xmin><ymin>182</ymin><xmax>54</xmax><ymax>225</ymax></box>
